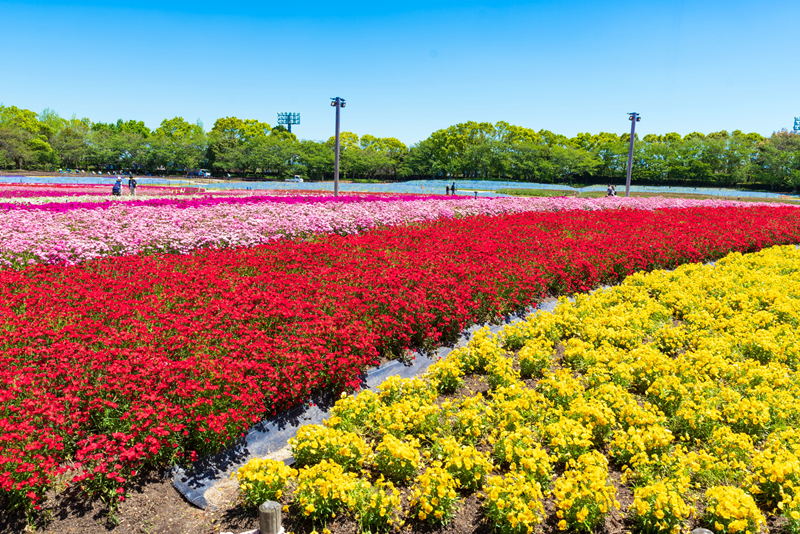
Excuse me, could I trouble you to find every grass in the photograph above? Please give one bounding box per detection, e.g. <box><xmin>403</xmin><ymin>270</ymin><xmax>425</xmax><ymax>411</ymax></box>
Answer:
<box><xmin>496</xmin><ymin>188</ymin><xmax>800</xmax><ymax>204</ymax></box>
<box><xmin>495</xmin><ymin>188</ymin><xmax>575</xmax><ymax>197</ymax></box>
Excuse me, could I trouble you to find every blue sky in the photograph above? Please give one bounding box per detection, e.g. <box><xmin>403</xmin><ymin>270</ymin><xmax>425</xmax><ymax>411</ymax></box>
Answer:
<box><xmin>2</xmin><ymin>0</ymin><xmax>798</xmax><ymax>144</ymax></box>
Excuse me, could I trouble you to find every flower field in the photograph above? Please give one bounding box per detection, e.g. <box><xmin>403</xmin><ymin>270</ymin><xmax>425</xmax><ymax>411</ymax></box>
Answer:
<box><xmin>0</xmin><ymin>183</ymin><xmax>205</xmax><ymax>201</ymax></box>
<box><xmin>235</xmin><ymin>245</ymin><xmax>800</xmax><ymax>534</ymax></box>
<box><xmin>0</xmin><ymin>193</ymin><xmax>790</xmax><ymax>268</ymax></box>
<box><xmin>3</xmin><ymin>202</ymin><xmax>800</xmax><ymax>521</ymax></box>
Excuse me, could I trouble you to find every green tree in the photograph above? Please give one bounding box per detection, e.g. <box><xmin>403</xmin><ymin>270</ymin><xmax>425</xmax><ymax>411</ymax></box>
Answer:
<box><xmin>51</xmin><ymin>117</ymin><xmax>92</xmax><ymax>169</ymax></box>
<box><xmin>324</xmin><ymin>132</ymin><xmax>360</xmax><ymax>178</ymax></box>
<box><xmin>0</xmin><ymin>105</ymin><xmax>57</xmax><ymax>168</ymax></box>
<box><xmin>588</xmin><ymin>133</ymin><xmax>627</xmax><ymax>182</ymax></box>
<box><xmin>0</xmin><ymin>126</ymin><xmax>34</xmax><ymax>169</ymax></box>
<box><xmin>405</xmin><ymin>138</ymin><xmax>444</xmax><ymax>177</ymax></box>
<box><xmin>207</xmin><ymin>117</ymin><xmax>270</xmax><ymax>173</ymax></box>
<box><xmin>356</xmin><ymin>135</ymin><xmax>408</xmax><ymax>179</ymax></box>
<box><xmin>247</xmin><ymin>135</ymin><xmax>301</xmax><ymax>178</ymax></box>
<box><xmin>506</xmin><ymin>142</ymin><xmax>549</xmax><ymax>181</ymax></box>
<box><xmin>150</xmin><ymin>117</ymin><xmax>207</xmax><ymax>173</ymax></box>
<box><xmin>550</xmin><ymin>145</ymin><xmax>598</xmax><ymax>184</ymax></box>
<box><xmin>297</xmin><ymin>140</ymin><xmax>334</xmax><ymax>180</ymax></box>
<box><xmin>758</xmin><ymin>131</ymin><xmax>800</xmax><ymax>190</ymax></box>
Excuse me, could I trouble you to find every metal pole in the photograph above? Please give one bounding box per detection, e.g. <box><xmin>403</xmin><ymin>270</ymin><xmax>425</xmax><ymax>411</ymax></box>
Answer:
<box><xmin>625</xmin><ymin>113</ymin><xmax>637</xmax><ymax>197</ymax></box>
<box><xmin>334</xmin><ymin>99</ymin><xmax>341</xmax><ymax>197</ymax></box>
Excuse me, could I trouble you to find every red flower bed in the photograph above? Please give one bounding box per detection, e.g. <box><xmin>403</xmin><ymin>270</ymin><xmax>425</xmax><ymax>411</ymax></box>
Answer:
<box><xmin>1</xmin><ymin>206</ymin><xmax>799</xmax><ymax>514</ymax></box>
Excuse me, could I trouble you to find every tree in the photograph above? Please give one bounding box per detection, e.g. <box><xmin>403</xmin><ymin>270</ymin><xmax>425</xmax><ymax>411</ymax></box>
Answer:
<box><xmin>636</xmin><ymin>141</ymin><xmax>670</xmax><ymax>182</ymax></box>
<box><xmin>48</xmin><ymin>115</ymin><xmax>92</xmax><ymax>169</ymax></box>
<box><xmin>425</xmin><ymin>121</ymin><xmax>497</xmax><ymax>177</ymax></box>
<box><xmin>297</xmin><ymin>140</ymin><xmax>334</xmax><ymax>180</ymax></box>
<box><xmin>0</xmin><ymin>105</ymin><xmax>57</xmax><ymax>168</ymax></box>
<box><xmin>270</xmin><ymin>125</ymin><xmax>297</xmax><ymax>142</ymax></box>
<box><xmin>247</xmin><ymin>135</ymin><xmax>301</xmax><ymax>178</ymax></box>
<box><xmin>758</xmin><ymin>131</ymin><xmax>800</xmax><ymax>190</ymax></box>
<box><xmin>150</xmin><ymin>117</ymin><xmax>207</xmax><ymax>173</ymax></box>
<box><xmin>550</xmin><ymin>145</ymin><xmax>598</xmax><ymax>184</ymax></box>
<box><xmin>405</xmin><ymin>138</ymin><xmax>443</xmax><ymax>177</ymax></box>
<box><xmin>324</xmin><ymin>132</ymin><xmax>360</xmax><ymax>178</ymax></box>
<box><xmin>506</xmin><ymin>142</ymin><xmax>549</xmax><ymax>181</ymax></box>
<box><xmin>207</xmin><ymin>117</ymin><xmax>270</xmax><ymax>173</ymax></box>
<box><xmin>356</xmin><ymin>135</ymin><xmax>408</xmax><ymax>179</ymax></box>
<box><xmin>87</xmin><ymin>119</ymin><xmax>151</xmax><ymax>171</ymax></box>
<box><xmin>0</xmin><ymin>126</ymin><xmax>34</xmax><ymax>169</ymax></box>
<box><xmin>350</xmin><ymin>148</ymin><xmax>393</xmax><ymax>178</ymax></box>
<box><xmin>588</xmin><ymin>133</ymin><xmax>627</xmax><ymax>182</ymax></box>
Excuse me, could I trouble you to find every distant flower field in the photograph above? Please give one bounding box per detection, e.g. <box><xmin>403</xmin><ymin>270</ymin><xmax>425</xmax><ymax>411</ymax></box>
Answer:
<box><xmin>0</xmin><ymin>191</ymin><xmax>791</xmax><ymax>268</ymax></box>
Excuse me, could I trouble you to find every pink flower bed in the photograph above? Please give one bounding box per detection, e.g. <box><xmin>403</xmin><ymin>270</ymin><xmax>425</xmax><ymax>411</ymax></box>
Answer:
<box><xmin>0</xmin><ymin>193</ymin><xmax>795</xmax><ymax>268</ymax></box>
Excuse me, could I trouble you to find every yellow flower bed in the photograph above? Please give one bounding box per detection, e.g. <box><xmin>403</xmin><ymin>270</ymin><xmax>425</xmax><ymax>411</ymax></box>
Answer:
<box><xmin>704</xmin><ymin>485</ymin><xmax>766</xmax><ymax>534</ymax></box>
<box><xmin>232</xmin><ymin>458</ymin><xmax>296</xmax><ymax>508</ymax></box>
<box><xmin>552</xmin><ymin>450</ymin><xmax>619</xmax><ymax>531</ymax></box>
<box><xmin>234</xmin><ymin>245</ymin><xmax>800</xmax><ymax>532</ymax></box>
<box><xmin>373</xmin><ymin>434</ymin><xmax>421</xmax><ymax>483</ymax></box>
<box><xmin>293</xmin><ymin>460</ymin><xmax>362</xmax><ymax>523</ymax></box>
<box><xmin>408</xmin><ymin>465</ymin><xmax>459</xmax><ymax>524</ymax></box>
<box><xmin>433</xmin><ymin>436</ymin><xmax>492</xmax><ymax>492</ymax></box>
<box><xmin>631</xmin><ymin>479</ymin><xmax>693</xmax><ymax>534</ymax></box>
<box><xmin>289</xmin><ymin>424</ymin><xmax>370</xmax><ymax>471</ymax></box>
<box><xmin>484</xmin><ymin>472</ymin><xmax>545</xmax><ymax>534</ymax></box>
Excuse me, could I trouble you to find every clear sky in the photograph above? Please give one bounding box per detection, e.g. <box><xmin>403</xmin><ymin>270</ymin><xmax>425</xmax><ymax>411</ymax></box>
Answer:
<box><xmin>2</xmin><ymin>0</ymin><xmax>798</xmax><ymax>145</ymax></box>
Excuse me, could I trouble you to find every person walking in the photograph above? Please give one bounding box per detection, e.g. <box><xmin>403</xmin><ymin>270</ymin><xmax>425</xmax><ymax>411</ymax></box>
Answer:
<box><xmin>606</xmin><ymin>184</ymin><xmax>613</xmax><ymax>197</ymax></box>
<box><xmin>611</xmin><ymin>185</ymin><xmax>617</xmax><ymax>196</ymax></box>
<box><xmin>128</xmin><ymin>175</ymin><xmax>138</xmax><ymax>196</ymax></box>
<box><xmin>451</xmin><ymin>181</ymin><xmax>456</xmax><ymax>194</ymax></box>
<box><xmin>446</xmin><ymin>185</ymin><xmax>450</xmax><ymax>195</ymax></box>
<box><xmin>112</xmin><ymin>177</ymin><xmax>122</xmax><ymax>197</ymax></box>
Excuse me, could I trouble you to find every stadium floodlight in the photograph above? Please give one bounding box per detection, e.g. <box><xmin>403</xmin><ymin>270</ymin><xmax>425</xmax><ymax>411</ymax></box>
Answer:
<box><xmin>276</xmin><ymin>112</ymin><xmax>300</xmax><ymax>134</ymax></box>
<box><xmin>625</xmin><ymin>112</ymin><xmax>641</xmax><ymax>197</ymax></box>
<box><xmin>330</xmin><ymin>98</ymin><xmax>346</xmax><ymax>197</ymax></box>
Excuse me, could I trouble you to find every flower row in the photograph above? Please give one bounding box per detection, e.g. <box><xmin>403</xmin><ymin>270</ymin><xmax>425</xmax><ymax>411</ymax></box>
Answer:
<box><xmin>0</xmin><ymin>183</ymin><xmax>205</xmax><ymax>199</ymax></box>
<box><xmin>0</xmin><ymin>194</ymin><xmax>793</xmax><ymax>268</ymax></box>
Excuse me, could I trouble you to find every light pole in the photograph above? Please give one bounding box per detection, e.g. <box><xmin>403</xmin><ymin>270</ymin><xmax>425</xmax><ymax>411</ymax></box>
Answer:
<box><xmin>625</xmin><ymin>112</ymin><xmax>641</xmax><ymax>197</ymax></box>
<box><xmin>330</xmin><ymin>97</ymin><xmax>346</xmax><ymax>196</ymax></box>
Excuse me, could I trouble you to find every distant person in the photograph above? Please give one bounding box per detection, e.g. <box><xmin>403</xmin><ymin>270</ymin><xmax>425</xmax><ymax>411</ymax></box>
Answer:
<box><xmin>606</xmin><ymin>184</ymin><xmax>613</xmax><ymax>197</ymax></box>
<box><xmin>128</xmin><ymin>176</ymin><xmax>138</xmax><ymax>196</ymax></box>
<box><xmin>112</xmin><ymin>178</ymin><xmax>122</xmax><ymax>197</ymax></box>
<box><xmin>451</xmin><ymin>181</ymin><xmax>456</xmax><ymax>194</ymax></box>
<box><xmin>446</xmin><ymin>185</ymin><xmax>450</xmax><ymax>195</ymax></box>
<box><xmin>611</xmin><ymin>185</ymin><xmax>617</xmax><ymax>196</ymax></box>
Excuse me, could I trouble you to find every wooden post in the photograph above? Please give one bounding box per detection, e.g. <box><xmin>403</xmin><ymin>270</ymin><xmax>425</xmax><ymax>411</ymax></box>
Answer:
<box><xmin>259</xmin><ymin>500</ymin><xmax>283</xmax><ymax>534</ymax></box>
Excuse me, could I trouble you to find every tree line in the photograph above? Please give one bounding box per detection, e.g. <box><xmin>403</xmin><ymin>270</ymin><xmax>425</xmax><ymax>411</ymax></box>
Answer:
<box><xmin>1</xmin><ymin>104</ymin><xmax>798</xmax><ymax>189</ymax></box>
